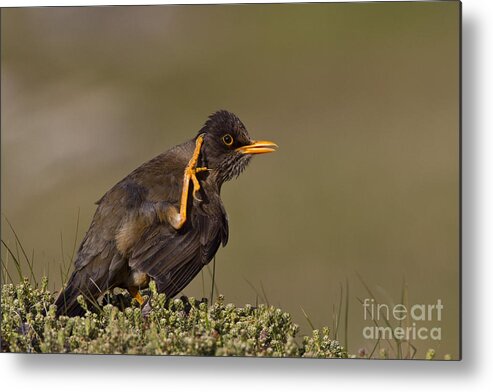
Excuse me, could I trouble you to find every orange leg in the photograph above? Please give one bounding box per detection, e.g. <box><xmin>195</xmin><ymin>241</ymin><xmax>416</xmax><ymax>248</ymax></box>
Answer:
<box><xmin>128</xmin><ymin>286</ymin><xmax>145</xmax><ymax>306</ymax></box>
<box><xmin>172</xmin><ymin>135</ymin><xmax>208</xmax><ymax>230</ymax></box>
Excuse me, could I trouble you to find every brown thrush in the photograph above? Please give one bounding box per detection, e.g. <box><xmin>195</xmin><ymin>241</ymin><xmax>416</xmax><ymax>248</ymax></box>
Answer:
<box><xmin>55</xmin><ymin>110</ymin><xmax>277</xmax><ymax>316</ymax></box>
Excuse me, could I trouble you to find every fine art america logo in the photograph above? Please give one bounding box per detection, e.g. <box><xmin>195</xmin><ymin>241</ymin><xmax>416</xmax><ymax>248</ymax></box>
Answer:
<box><xmin>362</xmin><ymin>298</ymin><xmax>443</xmax><ymax>341</ymax></box>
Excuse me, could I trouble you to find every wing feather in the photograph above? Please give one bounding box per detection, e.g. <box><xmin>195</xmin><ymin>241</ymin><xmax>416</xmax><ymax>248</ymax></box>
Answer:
<box><xmin>129</xmin><ymin>192</ymin><xmax>228</xmax><ymax>299</ymax></box>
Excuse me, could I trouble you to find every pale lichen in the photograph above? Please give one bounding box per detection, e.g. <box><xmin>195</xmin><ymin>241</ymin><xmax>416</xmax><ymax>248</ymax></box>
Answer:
<box><xmin>1</xmin><ymin>278</ymin><xmax>347</xmax><ymax>358</ymax></box>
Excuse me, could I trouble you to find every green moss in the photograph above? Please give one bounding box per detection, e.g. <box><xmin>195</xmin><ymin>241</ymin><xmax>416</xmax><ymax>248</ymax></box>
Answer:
<box><xmin>1</xmin><ymin>278</ymin><xmax>347</xmax><ymax>357</ymax></box>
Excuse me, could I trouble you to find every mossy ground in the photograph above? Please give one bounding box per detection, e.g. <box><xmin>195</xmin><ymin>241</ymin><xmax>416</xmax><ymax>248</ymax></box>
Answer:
<box><xmin>1</xmin><ymin>278</ymin><xmax>347</xmax><ymax>357</ymax></box>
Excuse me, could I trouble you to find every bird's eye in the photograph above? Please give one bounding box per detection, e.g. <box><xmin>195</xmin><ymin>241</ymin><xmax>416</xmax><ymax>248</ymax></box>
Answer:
<box><xmin>222</xmin><ymin>134</ymin><xmax>234</xmax><ymax>146</ymax></box>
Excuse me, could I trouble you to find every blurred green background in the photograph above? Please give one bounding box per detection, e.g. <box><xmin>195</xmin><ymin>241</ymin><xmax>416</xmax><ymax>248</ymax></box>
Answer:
<box><xmin>1</xmin><ymin>2</ymin><xmax>459</xmax><ymax>358</ymax></box>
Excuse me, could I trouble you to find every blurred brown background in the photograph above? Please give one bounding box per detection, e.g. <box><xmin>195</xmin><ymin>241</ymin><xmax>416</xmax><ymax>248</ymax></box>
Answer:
<box><xmin>1</xmin><ymin>2</ymin><xmax>459</xmax><ymax>358</ymax></box>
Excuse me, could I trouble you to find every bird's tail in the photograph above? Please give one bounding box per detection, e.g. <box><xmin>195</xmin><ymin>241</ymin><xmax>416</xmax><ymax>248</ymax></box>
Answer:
<box><xmin>54</xmin><ymin>271</ymin><xmax>102</xmax><ymax>317</ymax></box>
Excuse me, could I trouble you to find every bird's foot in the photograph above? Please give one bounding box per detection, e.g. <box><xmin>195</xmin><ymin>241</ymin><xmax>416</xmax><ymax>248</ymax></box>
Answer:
<box><xmin>189</xmin><ymin>166</ymin><xmax>208</xmax><ymax>201</ymax></box>
<box><xmin>185</xmin><ymin>134</ymin><xmax>208</xmax><ymax>199</ymax></box>
<box><xmin>128</xmin><ymin>286</ymin><xmax>145</xmax><ymax>306</ymax></box>
<box><xmin>175</xmin><ymin>135</ymin><xmax>207</xmax><ymax>229</ymax></box>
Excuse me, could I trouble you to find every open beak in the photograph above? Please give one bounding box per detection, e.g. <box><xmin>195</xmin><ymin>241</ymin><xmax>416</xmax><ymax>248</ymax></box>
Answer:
<box><xmin>235</xmin><ymin>140</ymin><xmax>278</xmax><ymax>155</ymax></box>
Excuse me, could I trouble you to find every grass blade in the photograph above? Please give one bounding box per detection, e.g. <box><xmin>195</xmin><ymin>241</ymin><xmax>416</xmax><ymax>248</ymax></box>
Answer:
<box><xmin>3</xmin><ymin>216</ymin><xmax>37</xmax><ymax>285</ymax></box>
<box><xmin>201</xmin><ymin>269</ymin><xmax>205</xmax><ymax>299</ymax></box>
<box><xmin>300</xmin><ymin>306</ymin><xmax>316</xmax><ymax>331</ymax></box>
<box><xmin>209</xmin><ymin>256</ymin><xmax>217</xmax><ymax>303</ymax></box>
<box><xmin>334</xmin><ymin>283</ymin><xmax>343</xmax><ymax>340</ymax></box>
<box><xmin>1</xmin><ymin>255</ymin><xmax>14</xmax><ymax>284</ymax></box>
<box><xmin>259</xmin><ymin>281</ymin><xmax>270</xmax><ymax>307</ymax></box>
<box><xmin>70</xmin><ymin>208</ymin><xmax>81</xmax><ymax>263</ymax></box>
<box><xmin>1</xmin><ymin>239</ymin><xmax>23</xmax><ymax>281</ymax></box>
<box><xmin>344</xmin><ymin>278</ymin><xmax>349</xmax><ymax>353</ymax></box>
<box><xmin>368</xmin><ymin>337</ymin><xmax>381</xmax><ymax>359</ymax></box>
<box><xmin>243</xmin><ymin>276</ymin><xmax>264</xmax><ymax>304</ymax></box>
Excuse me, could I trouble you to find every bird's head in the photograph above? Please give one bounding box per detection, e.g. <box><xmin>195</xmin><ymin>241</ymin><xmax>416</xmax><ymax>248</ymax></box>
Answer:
<box><xmin>198</xmin><ymin>110</ymin><xmax>277</xmax><ymax>184</ymax></box>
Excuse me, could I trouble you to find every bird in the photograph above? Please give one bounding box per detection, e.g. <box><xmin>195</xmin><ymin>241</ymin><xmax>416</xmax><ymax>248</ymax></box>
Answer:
<box><xmin>54</xmin><ymin>110</ymin><xmax>277</xmax><ymax>316</ymax></box>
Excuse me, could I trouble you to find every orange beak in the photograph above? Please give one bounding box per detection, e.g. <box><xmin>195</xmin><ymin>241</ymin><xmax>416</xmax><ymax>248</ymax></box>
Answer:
<box><xmin>235</xmin><ymin>140</ymin><xmax>278</xmax><ymax>155</ymax></box>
